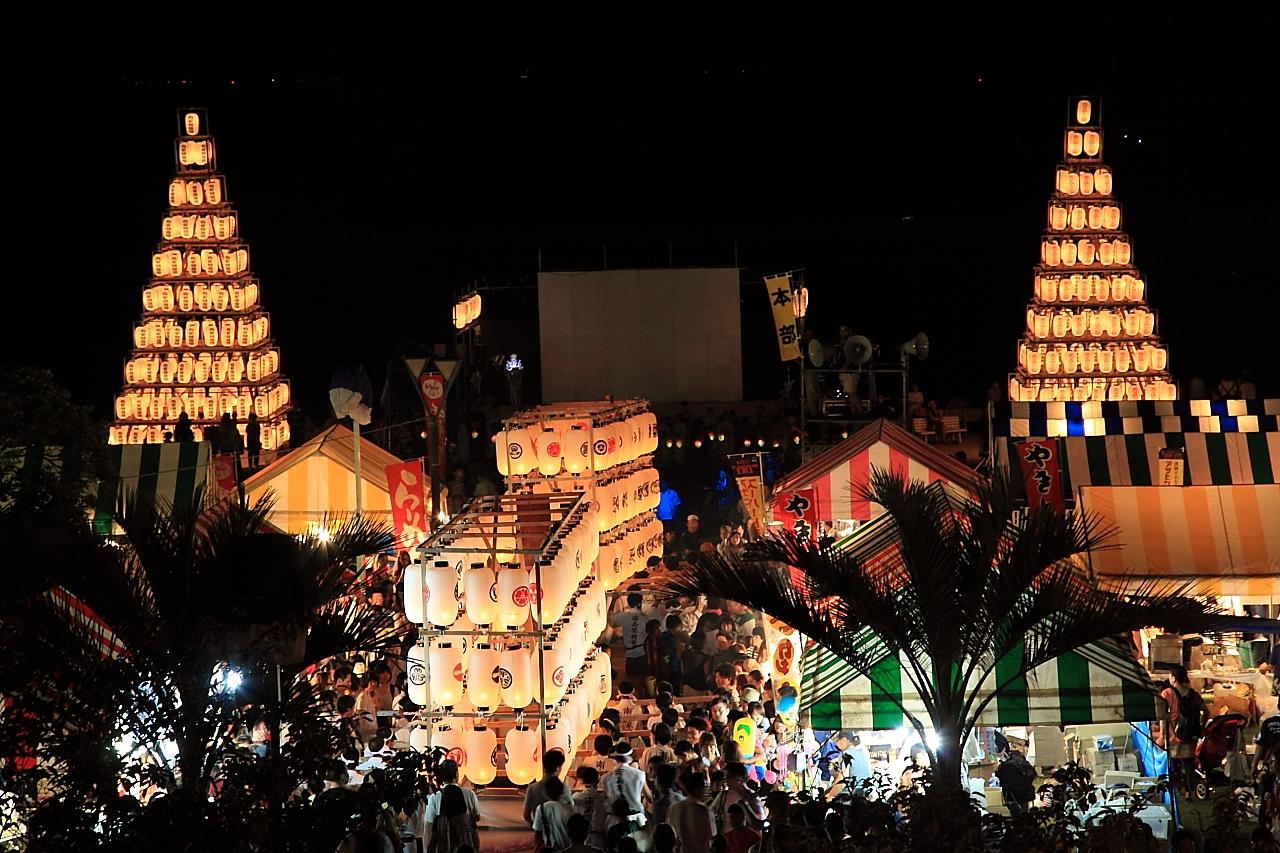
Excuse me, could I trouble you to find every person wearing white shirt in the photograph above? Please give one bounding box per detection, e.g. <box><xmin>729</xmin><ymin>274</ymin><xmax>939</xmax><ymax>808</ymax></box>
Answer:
<box><xmin>422</xmin><ymin>760</ymin><xmax>479</xmax><ymax>852</ymax></box>
<box><xmin>532</xmin><ymin>775</ymin><xmax>575</xmax><ymax>850</ymax></box>
<box><xmin>603</xmin><ymin>742</ymin><xmax>650</xmax><ymax>833</ymax></box>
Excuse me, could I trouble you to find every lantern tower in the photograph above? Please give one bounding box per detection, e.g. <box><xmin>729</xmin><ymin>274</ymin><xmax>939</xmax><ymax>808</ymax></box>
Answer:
<box><xmin>109</xmin><ymin>109</ymin><xmax>291</xmax><ymax>448</ymax></box>
<box><xmin>1009</xmin><ymin>97</ymin><xmax>1176</xmax><ymax>403</ymax></box>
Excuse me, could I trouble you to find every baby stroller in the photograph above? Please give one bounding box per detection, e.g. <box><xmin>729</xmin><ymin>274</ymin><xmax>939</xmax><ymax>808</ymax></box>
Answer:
<box><xmin>1190</xmin><ymin>712</ymin><xmax>1249</xmax><ymax>800</ymax></box>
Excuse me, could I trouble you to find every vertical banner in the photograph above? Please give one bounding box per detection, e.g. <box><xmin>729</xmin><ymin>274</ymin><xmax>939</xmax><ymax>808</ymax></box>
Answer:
<box><xmin>771</xmin><ymin>487</ymin><xmax>817</xmax><ymax>542</ymax></box>
<box><xmin>385</xmin><ymin>459</ymin><xmax>429</xmax><ymax>545</ymax></box>
<box><xmin>417</xmin><ymin>369</ymin><xmax>447</xmax><ymax>518</ymax></box>
<box><xmin>762</xmin><ymin>615</ymin><xmax>804</xmax><ymax>722</ymax></box>
<box><xmin>765</xmin><ymin>274</ymin><xmax>802</xmax><ymax>362</ymax></box>
<box><xmin>211</xmin><ymin>454</ymin><xmax>238</xmax><ymax>494</ymax></box>
<box><xmin>728</xmin><ymin>453</ymin><xmax>767</xmax><ymax>535</ymax></box>
<box><xmin>1157</xmin><ymin>447</ymin><xmax>1186</xmax><ymax>486</ymax></box>
<box><xmin>1017</xmin><ymin>439</ymin><xmax>1064</xmax><ymax>511</ymax></box>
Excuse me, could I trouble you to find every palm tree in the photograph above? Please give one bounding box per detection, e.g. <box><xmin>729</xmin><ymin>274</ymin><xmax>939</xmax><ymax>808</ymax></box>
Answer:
<box><xmin>658</xmin><ymin>469</ymin><xmax>1220</xmax><ymax>789</ymax></box>
<box><xmin>0</xmin><ymin>487</ymin><xmax>403</xmax><ymax>826</ymax></box>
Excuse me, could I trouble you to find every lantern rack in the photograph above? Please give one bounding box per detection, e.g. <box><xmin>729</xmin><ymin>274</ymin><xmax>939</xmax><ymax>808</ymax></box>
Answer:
<box><xmin>418</xmin><ymin>492</ymin><xmax>588</xmax><ymax>562</ymax></box>
<box><xmin>122</xmin><ymin>374</ymin><xmax>285</xmax><ymax>390</ymax></box>
<box><xmin>500</xmin><ymin>399</ymin><xmax>652</xmax><ymax>429</ymax></box>
<box><xmin>504</xmin><ymin>453</ymin><xmax>655</xmax><ymax>489</ymax></box>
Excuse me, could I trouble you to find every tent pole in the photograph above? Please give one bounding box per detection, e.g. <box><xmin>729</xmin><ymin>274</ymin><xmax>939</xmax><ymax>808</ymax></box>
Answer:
<box><xmin>353</xmin><ymin>419</ymin><xmax>363</xmax><ymax>516</ymax></box>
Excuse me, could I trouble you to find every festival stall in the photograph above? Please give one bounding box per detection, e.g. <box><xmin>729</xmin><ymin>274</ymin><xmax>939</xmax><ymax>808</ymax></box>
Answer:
<box><xmin>242</xmin><ymin>424</ymin><xmax>411</xmax><ymax>535</ymax></box>
<box><xmin>90</xmin><ymin>441</ymin><xmax>212</xmax><ymax>534</ymax></box>
<box><xmin>768</xmin><ymin>418</ymin><xmax>978</xmax><ymax>536</ymax></box>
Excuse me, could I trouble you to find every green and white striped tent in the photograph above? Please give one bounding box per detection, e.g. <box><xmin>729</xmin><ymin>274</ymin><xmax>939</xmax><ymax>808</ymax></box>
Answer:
<box><xmin>90</xmin><ymin>442</ymin><xmax>211</xmax><ymax>533</ymax></box>
<box><xmin>802</xmin><ymin>637</ymin><xmax>1161</xmax><ymax>730</ymax></box>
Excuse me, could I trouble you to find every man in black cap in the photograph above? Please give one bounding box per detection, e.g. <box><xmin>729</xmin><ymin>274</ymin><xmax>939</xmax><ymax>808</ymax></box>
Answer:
<box><xmin>603</xmin><ymin>740</ymin><xmax>650</xmax><ymax>836</ymax></box>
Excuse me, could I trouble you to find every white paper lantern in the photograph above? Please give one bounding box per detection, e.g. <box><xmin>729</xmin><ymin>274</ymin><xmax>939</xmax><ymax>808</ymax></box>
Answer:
<box><xmin>536</xmin><ymin>426</ymin><xmax>564</xmax><ymax>476</ymax></box>
<box><xmin>542</xmin><ymin>639</ymin><xmax>569</xmax><ymax>706</ymax></box>
<box><xmin>562</xmin><ymin>425</ymin><xmax>590</xmax><ymax>474</ymax></box>
<box><xmin>640</xmin><ymin>412</ymin><xmax>659</xmax><ymax>454</ymax></box>
<box><xmin>465</xmin><ymin>724</ymin><xmax>498</xmax><ymax>786</ymax></box>
<box><xmin>504</xmin><ymin>723</ymin><xmax>541</xmax><ymax>784</ymax></box>
<box><xmin>494</xmin><ymin>431</ymin><xmax>510</xmax><ymax>476</ymax></box>
<box><xmin>499</xmin><ymin>641</ymin><xmax>534</xmax><ymax>709</ymax></box>
<box><xmin>402</xmin><ymin>561</ymin><xmax>425</xmax><ymax>624</ymax></box>
<box><xmin>429</xmin><ymin>641</ymin><xmax>464</xmax><ymax>708</ymax></box>
<box><xmin>433</xmin><ymin>722</ymin><xmax>467</xmax><ymax>779</ymax></box>
<box><xmin>463</xmin><ymin>563</ymin><xmax>498</xmax><ymax>626</ymax></box>
<box><xmin>425</xmin><ymin>562</ymin><xmax>459</xmax><ymax>627</ymax></box>
<box><xmin>407</xmin><ymin>642</ymin><xmax>429</xmax><ymax>706</ymax></box>
<box><xmin>404</xmin><ymin>726</ymin><xmax>427</xmax><ymax>753</ymax></box>
<box><xmin>589</xmin><ymin>425</ymin><xmax>612</xmax><ymax>471</ymax></box>
<box><xmin>497</xmin><ymin>564</ymin><xmax>532</xmax><ymax>629</ymax></box>
<box><xmin>505</xmin><ymin>427</ymin><xmax>535</xmax><ymax>476</ymax></box>
<box><xmin>466</xmin><ymin>642</ymin><xmax>502</xmax><ymax>711</ymax></box>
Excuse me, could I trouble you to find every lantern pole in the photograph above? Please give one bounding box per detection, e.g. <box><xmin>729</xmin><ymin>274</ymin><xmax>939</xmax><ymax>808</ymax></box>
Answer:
<box><xmin>353</xmin><ymin>418</ymin><xmax>363</xmax><ymax>515</ymax></box>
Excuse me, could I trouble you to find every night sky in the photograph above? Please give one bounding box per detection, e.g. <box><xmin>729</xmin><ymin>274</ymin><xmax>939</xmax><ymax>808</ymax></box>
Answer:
<box><xmin>7</xmin><ymin>56</ymin><xmax>1275</xmax><ymax>426</ymax></box>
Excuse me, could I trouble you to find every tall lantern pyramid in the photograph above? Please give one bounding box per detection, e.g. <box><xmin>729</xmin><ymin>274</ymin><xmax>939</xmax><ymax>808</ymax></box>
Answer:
<box><xmin>109</xmin><ymin>109</ymin><xmax>291</xmax><ymax>448</ymax></box>
<box><xmin>1009</xmin><ymin>96</ymin><xmax>1176</xmax><ymax>403</ymax></box>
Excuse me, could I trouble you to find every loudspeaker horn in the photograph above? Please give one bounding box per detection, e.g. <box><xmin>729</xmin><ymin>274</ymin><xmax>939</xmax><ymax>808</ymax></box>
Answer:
<box><xmin>843</xmin><ymin>335</ymin><xmax>873</xmax><ymax>366</ymax></box>
<box><xmin>901</xmin><ymin>332</ymin><xmax>930</xmax><ymax>362</ymax></box>
<box><xmin>807</xmin><ymin>338</ymin><xmax>825</xmax><ymax>368</ymax></box>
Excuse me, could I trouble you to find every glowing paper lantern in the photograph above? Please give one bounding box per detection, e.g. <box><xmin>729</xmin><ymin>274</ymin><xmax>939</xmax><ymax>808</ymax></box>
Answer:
<box><xmin>1076</xmin><ymin>99</ymin><xmax>1092</xmax><ymax>125</ymax></box>
<box><xmin>409</xmin><ymin>726</ymin><xmax>430</xmax><ymax>753</ymax></box>
<box><xmin>429</xmin><ymin>641</ymin><xmax>464</xmax><ymax>708</ymax></box>
<box><xmin>563</xmin><ymin>426</ymin><xmax>590</xmax><ymax>473</ymax></box>
<box><xmin>536</xmin><ymin>426</ymin><xmax>564</xmax><ymax>476</ymax></box>
<box><xmin>497</xmin><ymin>564</ymin><xmax>531</xmax><ymax>629</ymax></box>
<box><xmin>505</xmin><ymin>427</ymin><xmax>535</xmax><ymax>476</ymax></box>
<box><xmin>504</xmin><ymin>723</ymin><xmax>541</xmax><ymax>784</ymax></box>
<box><xmin>467</xmin><ymin>642</ymin><xmax>502</xmax><ymax>711</ymax></box>
<box><xmin>407</xmin><ymin>642</ymin><xmax>429</xmax><ymax>706</ymax></box>
<box><xmin>403</xmin><ymin>561</ymin><xmax>424</xmax><ymax>624</ymax></box>
<box><xmin>433</xmin><ymin>722</ymin><xmax>467</xmax><ymax>779</ymax></box>
<box><xmin>425</xmin><ymin>562</ymin><xmax>459</xmax><ymax>627</ymax></box>
<box><xmin>465</xmin><ymin>724</ymin><xmax>498</xmax><ymax>785</ymax></box>
<box><xmin>499</xmin><ymin>641</ymin><xmax>534</xmax><ymax>709</ymax></box>
<box><xmin>463</xmin><ymin>563</ymin><xmax>498</xmax><ymax>626</ymax></box>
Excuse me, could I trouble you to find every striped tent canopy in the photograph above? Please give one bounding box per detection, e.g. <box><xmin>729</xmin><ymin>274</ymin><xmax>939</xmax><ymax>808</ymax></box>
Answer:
<box><xmin>242</xmin><ymin>424</ymin><xmax>404</xmax><ymax>534</ymax></box>
<box><xmin>1081</xmin><ymin>485</ymin><xmax>1280</xmax><ymax>596</ymax></box>
<box><xmin>991</xmin><ymin>400</ymin><xmax>1280</xmax><ymax>506</ymax></box>
<box><xmin>803</xmin><ymin>637</ymin><xmax>1160</xmax><ymax>730</ymax></box>
<box><xmin>91</xmin><ymin>442</ymin><xmax>211</xmax><ymax>533</ymax></box>
<box><xmin>771</xmin><ymin>419</ymin><xmax>979</xmax><ymax>522</ymax></box>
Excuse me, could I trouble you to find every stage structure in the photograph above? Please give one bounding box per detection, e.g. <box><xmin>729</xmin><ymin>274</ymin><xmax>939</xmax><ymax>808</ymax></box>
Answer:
<box><xmin>1010</xmin><ymin>96</ymin><xmax>1176</xmax><ymax>403</ymax></box>
<box><xmin>404</xmin><ymin>400</ymin><xmax>660</xmax><ymax>783</ymax></box>
<box><xmin>109</xmin><ymin>109</ymin><xmax>291</xmax><ymax>449</ymax></box>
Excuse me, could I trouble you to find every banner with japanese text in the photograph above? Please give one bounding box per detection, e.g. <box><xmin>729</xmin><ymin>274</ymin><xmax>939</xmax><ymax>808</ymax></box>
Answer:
<box><xmin>212</xmin><ymin>454</ymin><xmax>238</xmax><ymax>494</ymax></box>
<box><xmin>771</xmin><ymin>487</ymin><xmax>818</xmax><ymax>542</ymax></box>
<box><xmin>765</xmin><ymin>274</ymin><xmax>802</xmax><ymax>361</ymax></box>
<box><xmin>1017</xmin><ymin>439</ymin><xmax>1064</xmax><ymax>512</ymax></box>
<box><xmin>728</xmin><ymin>453</ymin><xmax>767</xmax><ymax>536</ymax></box>
<box><xmin>1157</xmin><ymin>447</ymin><xmax>1186</xmax><ymax>486</ymax></box>
<box><xmin>385</xmin><ymin>459</ymin><xmax>429</xmax><ymax>546</ymax></box>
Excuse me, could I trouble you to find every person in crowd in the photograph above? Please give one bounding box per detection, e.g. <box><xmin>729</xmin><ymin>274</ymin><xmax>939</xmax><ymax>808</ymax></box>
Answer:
<box><xmin>173</xmin><ymin>412</ymin><xmax>195</xmax><ymax>443</ymax></box>
<box><xmin>563</xmin><ymin>813</ymin><xmax>599</xmax><ymax>853</ymax></box>
<box><xmin>1161</xmin><ymin>664</ymin><xmax>1208</xmax><ymax>798</ymax></box>
<box><xmin>678</xmin><ymin>514</ymin><xmax>704</xmax><ymax>553</ymax></box>
<box><xmin>611</xmin><ymin>594</ymin><xmax>650</xmax><ymax>687</ymax></box>
<box><xmin>423</xmin><ymin>759</ymin><xmax>480</xmax><ymax>852</ymax></box>
<box><xmin>907</xmin><ymin>384</ymin><xmax>926</xmax><ymax>417</ymax></box>
<box><xmin>643</xmin><ymin>723</ymin><xmax>677</xmax><ymax>779</ymax></box>
<box><xmin>532</xmin><ymin>775</ymin><xmax>574</xmax><ymax>851</ymax></box>
<box><xmin>994</xmin><ymin>744</ymin><xmax>1037</xmax><ymax>815</ymax></box>
<box><xmin>668</xmin><ymin>771</ymin><xmax>716</xmax><ymax>852</ymax></box>
<box><xmin>643</xmin><ymin>618</ymin><xmax>664</xmax><ymax>695</ymax></box>
<box><xmin>603</xmin><ymin>742</ymin><xmax>649</xmax><ymax>836</ymax></box>
<box><xmin>722</xmin><ymin>802</ymin><xmax>761</xmax><ymax>853</ymax></box>
<box><xmin>721</xmin><ymin>762</ymin><xmax>764</xmax><ymax>829</ymax></box>
<box><xmin>572</xmin><ymin>766</ymin><xmax>608</xmax><ymax>849</ymax></box>
<box><xmin>899</xmin><ymin>743</ymin><xmax>930</xmax><ymax>789</ymax></box>
<box><xmin>246</xmin><ymin>412</ymin><xmax>262</xmax><ymax>469</ymax></box>
<box><xmin>651</xmin><ymin>761</ymin><xmax>685</xmax><ymax>826</ymax></box>
<box><xmin>525</xmin><ymin>752</ymin><xmax>574</xmax><ymax>825</ymax></box>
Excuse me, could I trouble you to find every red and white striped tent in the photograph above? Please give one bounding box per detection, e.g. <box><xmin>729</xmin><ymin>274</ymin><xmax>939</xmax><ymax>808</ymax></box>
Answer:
<box><xmin>770</xmin><ymin>419</ymin><xmax>980</xmax><ymax>523</ymax></box>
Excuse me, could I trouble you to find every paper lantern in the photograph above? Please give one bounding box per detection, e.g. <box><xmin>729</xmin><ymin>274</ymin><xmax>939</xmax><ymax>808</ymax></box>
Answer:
<box><xmin>433</xmin><ymin>722</ymin><xmax>467</xmax><ymax>779</ymax></box>
<box><xmin>1079</xmin><ymin>170</ymin><xmax>1094</xmax><ymax>195</ymax></box>
<box><xmin>536</xmin><ymin>426</ymin><xmax>564</xmax><ymax>476</ymax></box>
<box><xmin>429</xmin><ymin>641</ymin><xmax>464</xmax><ymax>708</ymax></box>
<box><xmin>402</xmin><ymin>561</ymin><xmax>425</xmax><ymax>625</ymax></box>
<box><xmin>1084</xmin><ymin>131</ymin><xmax>1100</xmax><ymax>157</ymax></box>
<box><xmin>1076</xmin><ymin>99</ymin><xmax>1092</xmax><ymax>125</ymax></box>
<box><xmin>467</xmin><ymin>642</ymin><xmax>502</xmax><ymax>711</ymax></box>
<box><xmin>1042</xmin><ymin>240</ymin><xmax>1061</xmax><ymax>266</ymax></box>
<box><xmin>465</xmin><ymin>724</ymin><xmax>498</xmax><ymax>786</ymax></box>
<box><xmin>425</xmin><ymin>562</ymin><xmax>459</xmax><ymax>627</ymax></box>
<box><xmin>407</xmin><ymin>642</ymin><xmax>429</xmax><ymax>706</ymax></box>
<box><xmin>497</xmin><ymin>564</ymin><xmax>531</xmax><ymax>629</ymax></box>
<box><xmin>1066</xmin><ymin>130</ymin><xmax>1083</xmax><ymax>156</ymax></box>
<box><xmin>561</xmin><ymin>426</ymin><xmax>590</xmax><ymax>473</ymax></box>
<box><xmin>463</xmin><ymin>563</ymin><xmax>498</xmax><ymax>626</ymax></box>
<box><xmin>1115</xmin><ymin>347</ymin><xmax>1131</xmax><ymax>373</ymax></box>
<box><xmin>542</xmin><ymin>639</ymin><xmax>568</xmax><ymax>706</ymax></box>
<box><xmin>409</xmin><ymin>726</ymin><xmax>430</xmax><ymax>753</ymax></box>
<box><xmin>504</xmin><ymin>724</ymin><xmax>541</xmax><ymax>784</ymax></box>
<box><xmin>1095</xmin><ymin>168</ymin><xmax>1113</xmax><ymax>195</ymax></box>
<box><xmin>589</xmin><ymin>425</ymin><xmax>612</xmax><ymax>470</ymax></box>
<box><xmin>504</xmin><ymin>427</ymin><xmax>535</xmax><ymax>476</ymax></box>
<box><xmin>500</xmin><ymin>641</ymin><xmax>534</xmax><ymax>709</ymax></box>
